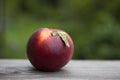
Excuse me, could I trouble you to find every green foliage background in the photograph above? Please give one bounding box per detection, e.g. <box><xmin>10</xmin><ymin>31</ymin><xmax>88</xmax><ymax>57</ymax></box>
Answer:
<box><xmin>1</xmin><ymin>0</ymin><xmax>120</xmax><ymax>59</ymax></box>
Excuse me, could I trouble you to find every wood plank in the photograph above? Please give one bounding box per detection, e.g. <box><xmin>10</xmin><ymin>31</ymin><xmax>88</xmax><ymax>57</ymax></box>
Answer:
<box><xmin>0</xmin><ymin>59</ymin><xmax>120</xmax><ymax>80</ymax></box>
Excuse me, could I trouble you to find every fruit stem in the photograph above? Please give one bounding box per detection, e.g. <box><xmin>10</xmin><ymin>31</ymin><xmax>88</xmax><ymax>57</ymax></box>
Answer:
<box><xmin>51</xmin><ymin>32</ymin><xmax>57</xmax><ymax>36</ymax></box>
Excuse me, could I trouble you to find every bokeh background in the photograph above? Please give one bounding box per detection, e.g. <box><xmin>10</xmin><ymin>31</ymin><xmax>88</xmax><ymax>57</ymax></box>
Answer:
<box><xmin>0</xmin><ymin>0</ymin><xmax>120</xmax><ymax>59</ymax></box>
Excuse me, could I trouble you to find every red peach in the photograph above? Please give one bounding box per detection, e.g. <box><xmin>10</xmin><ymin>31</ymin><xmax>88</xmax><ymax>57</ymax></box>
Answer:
<box><xmin>27</xmin><ymin>28</ymin><xmax>74</xmax><ymax>71</ymax></box>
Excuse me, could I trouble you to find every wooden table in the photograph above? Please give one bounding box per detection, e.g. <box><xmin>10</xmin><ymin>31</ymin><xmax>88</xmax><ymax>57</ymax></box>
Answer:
<box><xmin>0</xmin><ymin>59</ymin><xmax>120</xmax><ymax>80</ymax></box>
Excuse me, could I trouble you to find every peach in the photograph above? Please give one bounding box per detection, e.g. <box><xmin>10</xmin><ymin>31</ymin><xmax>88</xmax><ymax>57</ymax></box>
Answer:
<box><xmin>27</xmin><ymin>28</ymin><xmax>74</xmax><ymax>71</ymax></box>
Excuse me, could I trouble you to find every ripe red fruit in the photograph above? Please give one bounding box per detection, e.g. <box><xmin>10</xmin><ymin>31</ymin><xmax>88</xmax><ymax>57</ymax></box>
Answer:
<box><xmin>27</xmin><ymin>28</ymin><xmax>74</xmax><ymax>71</ymax></box>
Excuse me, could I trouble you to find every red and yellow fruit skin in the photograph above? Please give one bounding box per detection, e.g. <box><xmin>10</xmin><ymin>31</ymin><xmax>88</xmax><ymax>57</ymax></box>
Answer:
<box><xmin>27</xmin><ymin>28</ymin><xmax>74</xmax><ymax>71</ymax></box>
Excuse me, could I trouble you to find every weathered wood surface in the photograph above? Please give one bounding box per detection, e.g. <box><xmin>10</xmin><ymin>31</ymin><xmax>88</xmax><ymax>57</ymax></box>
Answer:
<box><xmin>0</xmin><ymin>59</ymin><xmax>120</xmax><ymax>80</ymax></box>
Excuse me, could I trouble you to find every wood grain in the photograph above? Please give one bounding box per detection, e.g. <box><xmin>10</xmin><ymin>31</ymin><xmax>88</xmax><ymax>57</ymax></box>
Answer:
<box><xmin>0</xmin><ymin>59</ymin><xmax>120</xmax><ymax>80</ymax></box>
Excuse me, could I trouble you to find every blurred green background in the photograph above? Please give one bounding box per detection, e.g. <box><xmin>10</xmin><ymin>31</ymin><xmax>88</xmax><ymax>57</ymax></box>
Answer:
<box><xmin>0</xmin><ymin>0</ymin><xmax>120</xmax><ymax>59</ymax></box>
